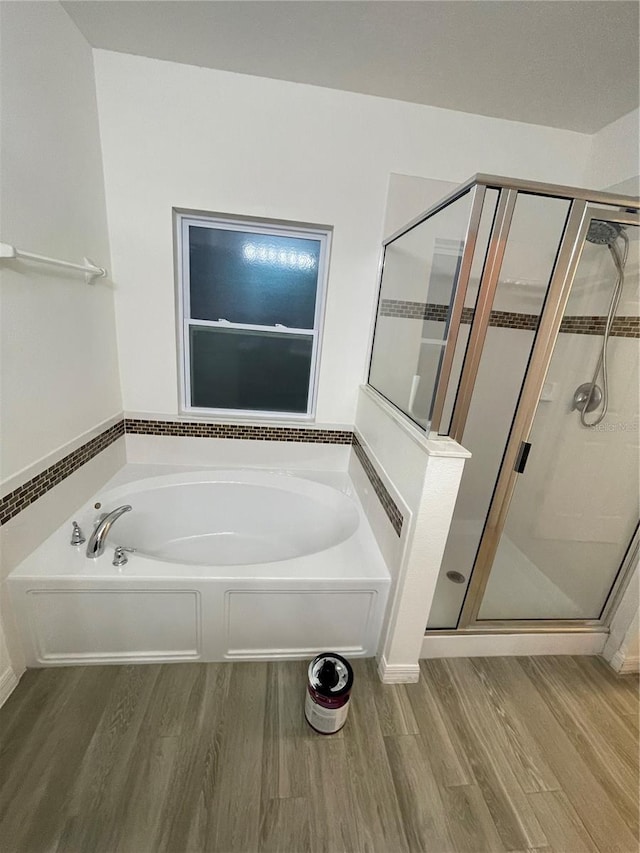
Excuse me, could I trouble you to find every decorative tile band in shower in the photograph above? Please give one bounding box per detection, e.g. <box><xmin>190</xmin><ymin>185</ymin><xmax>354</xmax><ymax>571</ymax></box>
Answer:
<box><xmin>0</xmin><ymin>419</ymin><xmax>354</xmax><ymax>526</ymax></box>
<box><xmin>379</xmin><ymin>299</ymin><xmax>449</xmax><ymax>321</ymax></box>
<box><xmin>124</xmin><ymin>419</ymin><xmax>353</xmax><ymax>443</ymax></box>
<box><xmin>352</xmin><ymin>432</ymin><xmax>403</xmax><ymax>537</ymax></box>
<box><xmin>379</xmin><ymin>299</ymin><xmax>639</xmax><ymax>337</ymax></box>
<box><xmin>488</xmin><ymin>310</ymin><xmax>538</xmax><ymax>331</ymax></box>
<box><xmin>559</xmin><ymin>315</ymin><xmax>640</xmax><ymax>338</ymax></box>
<box><xmin>0</xmin><ymin>420</ymin><xmax>125</xmax><ymax>526</ymax></box>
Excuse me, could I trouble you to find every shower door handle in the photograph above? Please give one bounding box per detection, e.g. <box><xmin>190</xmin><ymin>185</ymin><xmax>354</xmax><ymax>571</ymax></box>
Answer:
<box><xmin>514</xmin><ymin>441</ymin><xmax>532</xmax><ymax>474</ymax></box>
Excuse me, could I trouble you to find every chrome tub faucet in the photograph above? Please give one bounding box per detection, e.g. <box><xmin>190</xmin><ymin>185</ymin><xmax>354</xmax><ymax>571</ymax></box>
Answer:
<box><xmin>86</xmin><ymin>505</ymin><xmax>132</xmax><ymax>558</ymax></box>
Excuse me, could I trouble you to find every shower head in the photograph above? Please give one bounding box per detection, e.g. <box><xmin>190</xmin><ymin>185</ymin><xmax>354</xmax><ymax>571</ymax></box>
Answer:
<box><xmin>586</xmin><ymin>221</ymin><xmax>624</xmax><ymax>245</ymax></box>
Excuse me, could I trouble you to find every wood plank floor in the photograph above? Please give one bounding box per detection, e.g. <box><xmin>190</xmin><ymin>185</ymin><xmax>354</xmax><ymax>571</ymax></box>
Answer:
<box><xmin>0</xmin><ymin>656</ymin><xmax>637</xmax><ymax>853</ymax></box>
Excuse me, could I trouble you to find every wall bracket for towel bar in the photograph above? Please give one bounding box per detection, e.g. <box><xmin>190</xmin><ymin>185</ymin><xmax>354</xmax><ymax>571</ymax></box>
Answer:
<box><xmin>0</xmin><ymin>242</ymin><xmax>107</xmax><ymax>284</ymax></box>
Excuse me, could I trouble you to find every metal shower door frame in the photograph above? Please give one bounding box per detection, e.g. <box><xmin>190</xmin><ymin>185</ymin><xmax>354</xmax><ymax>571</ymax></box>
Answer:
<box><xmin>454</xmin><ymin>202</ymin><xmax>640</xmax><ymax>632</ymax></box>
<box><xmin>429</xmin><ymin>183</ymin><xmax>487</xmax><ymax>434</ymax></box>
<box><xmin>447</xmin><ymin>188</ymin><xmax>518</xmax><ymax>443</ymax></box>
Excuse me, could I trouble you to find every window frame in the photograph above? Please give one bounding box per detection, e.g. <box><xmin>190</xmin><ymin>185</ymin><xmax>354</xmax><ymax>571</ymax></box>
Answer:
<box><xmin>175</xmin><ymin>210</ymin><xmax>331</xmax><ymax>420</ymax></box>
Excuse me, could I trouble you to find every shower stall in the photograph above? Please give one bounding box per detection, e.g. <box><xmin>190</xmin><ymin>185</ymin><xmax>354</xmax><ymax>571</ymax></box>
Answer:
<box><xmin>368</xmin><ymin>175</ymin><xmax>639</xmax><ymax>634</ymax></box>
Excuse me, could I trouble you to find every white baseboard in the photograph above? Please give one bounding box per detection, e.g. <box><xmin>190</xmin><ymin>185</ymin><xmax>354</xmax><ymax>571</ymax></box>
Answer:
<box><xmin>421</xmin><ymin>631</ymin><xmax>608</xmax><ymax>659</ymax></box>
<box><xmin>0</xmin><ymin>666</ymin><xmax>21</xmax><ymax>708</ymax></box>
<box><xmin>608</xmin><ymin>650</ymin><xmax>640</xmax><ymax>674</ymax></box>
<box><xmin>377</xmin><ymin>654</ymin><xmax>420</xmax><ymax>684</ymax></box>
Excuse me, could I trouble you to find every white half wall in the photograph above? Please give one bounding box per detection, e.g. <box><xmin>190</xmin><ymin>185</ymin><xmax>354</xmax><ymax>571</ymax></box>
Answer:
<box><xmin>93</xmin><ymin>49</ymin><xmax>591</xmax><ymax>426</ymax></box>
<box><xmin>353</xmin><ymin>387</ymin><xmax>469</xmax><ymax>681</ymax></box>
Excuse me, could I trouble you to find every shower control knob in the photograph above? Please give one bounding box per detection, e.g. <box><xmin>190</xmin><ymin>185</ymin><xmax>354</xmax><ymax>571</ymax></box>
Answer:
<box><xmin>113</xmin><ymin>545</ymin><xmax>136</xmax><ymax>567</ymax></box>
<box><xmin>572</xmin><ymin>382</ymin><xmax>602</xmax><ymax>414</ymax></box>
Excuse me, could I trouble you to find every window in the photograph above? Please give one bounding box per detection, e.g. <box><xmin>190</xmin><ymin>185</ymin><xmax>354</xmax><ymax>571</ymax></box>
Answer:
<box><xmin>176</xmin><ymin>212</ymin><xmax>331</xmax><ymax>418</ymax></box>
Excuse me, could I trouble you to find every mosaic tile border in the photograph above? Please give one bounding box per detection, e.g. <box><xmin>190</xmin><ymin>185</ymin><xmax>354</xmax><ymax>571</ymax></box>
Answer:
<box><xmin>124</xmin><ymin>419</ymin><xmax>353</xmax><ymax>443</ymax></box>
<box><xmin>0</xmin><ymin>419</ymin><xmax>354</xmax><ymax>526</ymax></box>
<box><xmin>379</xmin><ymin>299</ymin><xmax>449</xmax><ymax>322</ymax></box>
<box><xmin>0</xmin><ymin>421</ymin><xmax>125</xmax><ymax>526</ymax></box>
<box><xmin>379</xmin><ymin>299</ymin><xmax>639</xmax><ymax>337</ymax></box>
<box><xmin>352</xmin><ymin>432</ymin><xmax>403</xmax><ymax>537</ymax></box>
<box><xmin>559</xmin><ymin>315</ymin><xmax>639</xmax><ymax>338</ymax></box>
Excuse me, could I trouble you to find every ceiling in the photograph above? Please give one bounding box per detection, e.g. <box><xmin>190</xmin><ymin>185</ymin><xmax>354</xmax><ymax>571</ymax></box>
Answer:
<box><xmin>62</xmin><ymin>1</ymin><xmax>639</xmax><ymax>134</ymax></box>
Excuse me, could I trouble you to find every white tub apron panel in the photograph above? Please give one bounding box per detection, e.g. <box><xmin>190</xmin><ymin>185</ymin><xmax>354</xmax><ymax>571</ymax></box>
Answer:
<box><xmin>224</xmin><ymin>589</ymin><xmax>375</xmax><ymax>658</ymax></box>
<box><xmin>27</xmin><ymin>589</ymin><xmax>201</xmax><ymax>663</ymax></box>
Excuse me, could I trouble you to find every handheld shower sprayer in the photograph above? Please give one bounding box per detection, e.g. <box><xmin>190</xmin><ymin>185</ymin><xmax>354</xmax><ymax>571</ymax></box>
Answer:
<box><xmin>573</xmin><ymin>221</ymin><xmax>628</xmax><ymax>428</ymax></box>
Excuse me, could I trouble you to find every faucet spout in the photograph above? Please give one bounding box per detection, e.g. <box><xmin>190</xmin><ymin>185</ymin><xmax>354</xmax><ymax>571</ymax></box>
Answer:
<box><xmin>86</xmin><ymin>505</ymin><xmax>132</xmax><ymax>558</ymax></box>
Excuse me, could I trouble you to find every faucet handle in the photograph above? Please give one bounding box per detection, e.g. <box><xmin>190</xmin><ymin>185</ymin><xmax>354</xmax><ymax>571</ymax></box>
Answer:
<box><xmin>113</xmin><ymin>545</ymin><xmax>136</xmax><ymax>567</ymax></box>
<box><xmin>70</xmin><ymin>521</ymin><xmax>86</xmax><ymax>546</ymax></box>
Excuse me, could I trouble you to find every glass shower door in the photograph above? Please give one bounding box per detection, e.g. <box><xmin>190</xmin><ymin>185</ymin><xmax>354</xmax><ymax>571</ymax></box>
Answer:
<box><xmin>476</xmin><ymin>215</ymin><xmax>639</xmax><ymax>621</ymax></box>
<box><xmin>426</xmin><ymin>191</ymin><xmax>572</xmax><ymax>628</ymax></box>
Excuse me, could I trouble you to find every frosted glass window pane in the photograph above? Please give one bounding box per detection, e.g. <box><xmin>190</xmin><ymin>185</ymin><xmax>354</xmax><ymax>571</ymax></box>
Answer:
<box><xmin>368</xmin><ymin>192</ymin><xmax>472</xmax><ymax>429</ymax></box>
<box><xmin>189</xmin><ymin>226</ymin><xmax>320</xmax><ymax>328</ymax></box>
<box><xmin>190</xmin><ymin>326</ymin><xmax>313</xmax><ymax>413</ymax></box>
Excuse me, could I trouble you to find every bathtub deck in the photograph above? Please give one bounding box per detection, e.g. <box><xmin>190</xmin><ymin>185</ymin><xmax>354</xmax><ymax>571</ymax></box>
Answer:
<box><xmin>0</xmin><ymin>656</ymin><xmax>638</xmax><ymax>853</ymax></box>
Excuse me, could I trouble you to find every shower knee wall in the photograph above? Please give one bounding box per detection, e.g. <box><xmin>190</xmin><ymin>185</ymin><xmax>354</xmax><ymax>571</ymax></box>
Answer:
<box><xmin>351</xmin><ymin>387</ymin><xmax>470</xmax><ymax>682</ymax></box>
<box><xmin>349</xmin><ymin>387</ymin><xmax>619</xmax><ymax>671</ymax></box>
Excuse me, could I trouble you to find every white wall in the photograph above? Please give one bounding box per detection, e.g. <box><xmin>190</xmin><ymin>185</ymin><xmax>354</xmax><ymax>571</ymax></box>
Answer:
<box><xmin>603</xmin><ymin>566</ymin><xmax>640</xmax><ymax>674</ymax></box>
<box><xmin>93</xmin><ymin>49</ymin><xmax>591</xmax><ymax>426</ymax></box>
<box><xmin>620</xmin><ymin>611</ymin><xmax>640</xmax><ymax>670</ymax></box>
<box><xmin>0</xmin><ymin>4</ymin><xmax>122</xmax><ymax>482</ymax></box>
<box><xmin>0</xmin><ymin>2</ymin><xmax>123</xmax><ymax>686</ymax></box>
<box><xmin>383</xmin><ymin>175</ymin><xmax>458</xmax><ymax>240</ymax></box>
<box><xmin>586</xmin><ymin>108</ymin><xmax>639</xmax><ymax>194</ymax></box>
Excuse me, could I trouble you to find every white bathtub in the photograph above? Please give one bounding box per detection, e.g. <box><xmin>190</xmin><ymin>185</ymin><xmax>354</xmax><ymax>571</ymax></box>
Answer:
<box><xmin>8</xmin><ymin>467</ymin><xmax>390</xmax><ymax>666</ymax></box>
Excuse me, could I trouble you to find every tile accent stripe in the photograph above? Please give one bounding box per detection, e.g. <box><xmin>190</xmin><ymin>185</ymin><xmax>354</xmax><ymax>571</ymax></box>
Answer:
<box><xmin>0</xmin><ymin>421</ymin><xmax>125</xmax><ymax>526</ymax></box>
<box><xmin>352</xmin><ymin>432</ymin><xmax>403</xmax><ymax>536</ymax></box>
<box><xmin>0</xmin><ymin>419</ymin><xmax>353</xmax><ymax>526</ymax></box>
<box><xmin>379</xmin><ymin>299</ymin><xmax>639</xmax><ymax>337</ymax></box>
<box><xmin>124</xmin><ymin>419</ymin><xmax>353</xmax><ymax>443</ymax></box>
<box><xmin>379</xmin><ymin>299</ymin><xmax>449</xmax><ymax>321</ymax></box>
<box><xmin>488</xmin><ymin>309</ymin><xmax>538</xmax><ymax>331</ymax></box>
<box><xmin>559</xmin><ymin>315</ymin><xmax>640</xmax><ymax>337</ymax></box>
